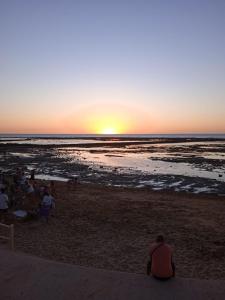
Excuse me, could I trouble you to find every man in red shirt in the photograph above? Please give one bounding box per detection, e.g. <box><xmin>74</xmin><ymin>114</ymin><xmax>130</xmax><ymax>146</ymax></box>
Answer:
<box><xmin>147</xmin><ymin>235</ymin><xmax>175</xmax><ymax>280</ymax></box>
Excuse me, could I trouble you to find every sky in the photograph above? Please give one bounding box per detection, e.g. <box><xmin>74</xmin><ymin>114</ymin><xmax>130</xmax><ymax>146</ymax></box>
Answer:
<box><xmin>0</xmin><ymin>0</ymin><xmax>225</xmax><ymax>134</ymax></box>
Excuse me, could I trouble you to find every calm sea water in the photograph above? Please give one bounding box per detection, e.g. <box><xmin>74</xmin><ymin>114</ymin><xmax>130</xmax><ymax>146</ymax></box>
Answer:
<box><xmin>0</xmin><ymin>133</ymin><xmax>225</xmax><ymax>139</ymax></box>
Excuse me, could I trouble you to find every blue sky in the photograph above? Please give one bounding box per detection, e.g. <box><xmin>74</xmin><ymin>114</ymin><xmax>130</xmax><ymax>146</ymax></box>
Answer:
<box><xmin>0</xmin><ymin>0</ymin><xmax>225</xmax><ymax>133</ymax></box>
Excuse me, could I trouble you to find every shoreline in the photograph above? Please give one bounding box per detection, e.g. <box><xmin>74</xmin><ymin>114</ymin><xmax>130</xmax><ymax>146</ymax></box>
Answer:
<box><xmin>1</xmin><ymin>139</ymin><xmax>225</xmax><ymax>195</ymax></box>
<box><xmin>1</xmin><ymin>136</ymin><xmax>225</xmax><ymax>147</ymax></box>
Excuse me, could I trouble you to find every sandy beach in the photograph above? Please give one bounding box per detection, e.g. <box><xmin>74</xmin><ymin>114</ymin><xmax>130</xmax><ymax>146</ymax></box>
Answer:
<box><xmin>3</xmin><ymin>181</ymin><xmax>225</xmax><ymax>280</ymax></box>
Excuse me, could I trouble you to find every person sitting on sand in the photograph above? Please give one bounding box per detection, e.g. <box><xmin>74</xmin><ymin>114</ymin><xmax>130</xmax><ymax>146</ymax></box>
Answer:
<box><xmin>147</xmin><ymin>235</ymin><xmax>175</xmax><ymax>280</ymax></box>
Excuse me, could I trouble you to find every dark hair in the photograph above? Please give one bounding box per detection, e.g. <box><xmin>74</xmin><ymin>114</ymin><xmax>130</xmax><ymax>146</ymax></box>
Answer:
<box><xmin>156</xmin><ymin>235</ymin><xmax>164</xmax><ymax>243</ymax></box>
<box><xmin>0</xmin><ymin>188</ymin><xmax>5</xmax><ymax>193</ymax></box>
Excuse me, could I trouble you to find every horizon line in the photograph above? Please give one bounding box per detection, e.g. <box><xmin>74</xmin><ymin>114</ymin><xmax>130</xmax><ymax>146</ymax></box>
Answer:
<box><xmin>0</xmin><ymin>132</ymin><xmax>225</xmax><ymax>136</ymax></box>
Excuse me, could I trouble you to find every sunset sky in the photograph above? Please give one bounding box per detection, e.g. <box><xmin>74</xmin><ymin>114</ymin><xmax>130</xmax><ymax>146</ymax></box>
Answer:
<box><xmin>1</xmin><ymin>0</ymin><xmax>225</xmax><ymax>134</ymax></box>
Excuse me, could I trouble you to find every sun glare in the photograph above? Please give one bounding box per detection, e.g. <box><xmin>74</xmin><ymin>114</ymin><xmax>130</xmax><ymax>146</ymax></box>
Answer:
<box><xmin>101</xmin><ymin>128</ymin><xmax>117</xmax><ymax>134</ymax></box>
<box><xmin>90</xmin><ymin>115</ymin><xmax>126</xmax><ymax>135</ymax></box>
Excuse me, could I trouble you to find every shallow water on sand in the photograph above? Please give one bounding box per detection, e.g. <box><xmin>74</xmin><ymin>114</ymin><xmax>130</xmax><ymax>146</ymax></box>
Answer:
<box><xmin>57</xmin><ymin>141</ymin><xmax>225</xmax><ymax>182</ymax></box>
<box><xmin>1</xmin><ymin>138</ymin><xmax>225</xmax><ymax>194</ymax></box>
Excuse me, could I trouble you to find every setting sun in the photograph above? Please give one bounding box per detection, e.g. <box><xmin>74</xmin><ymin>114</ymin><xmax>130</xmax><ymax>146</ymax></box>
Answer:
<box><xmin>97</xmin><ymin>120</ymin><xmax>122</xmax><ymax>134</ymax></box>
<box><xmin>86</xmin><ymin>113</ymin><xmax>128</xmax><ymax>134</ymax></box>
<box><xmin>101</xmin><ymin>128</ymin><xmax>117</xmax><ymax>134</ymax></box>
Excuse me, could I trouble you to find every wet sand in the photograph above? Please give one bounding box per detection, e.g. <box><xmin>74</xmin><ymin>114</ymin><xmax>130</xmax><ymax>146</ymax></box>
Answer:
<box><xmin>7</xmin><ymin>182</ymin><xmax>225</xmax><ymax>280</ymax></box>
<box><xmin>1</xmin><ymin>138</ymin><xmax>225</xmax><ymax>194</ymax></box>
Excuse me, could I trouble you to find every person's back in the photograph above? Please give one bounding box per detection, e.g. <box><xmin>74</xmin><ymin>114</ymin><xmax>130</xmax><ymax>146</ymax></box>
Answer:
<box><xmin>148</xmin><ymin>235</ymin><xmax>175</xmax><ymax>280</ymax></box>
<box><xmin>42</xmin><ymin>193</ymin><xmax>54</xmax><ymax>207</ymax></box>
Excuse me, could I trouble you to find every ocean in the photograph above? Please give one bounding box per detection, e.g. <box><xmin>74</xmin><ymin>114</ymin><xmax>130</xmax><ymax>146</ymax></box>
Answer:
<box><xmin>0</xmin><ymin>133</ymin><xmax>225</xmax><ymax>139</ymax></box>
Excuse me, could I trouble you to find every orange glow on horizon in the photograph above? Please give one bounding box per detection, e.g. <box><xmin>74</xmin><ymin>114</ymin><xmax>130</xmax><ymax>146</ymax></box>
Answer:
<box><xmin>89</xmin><ymin>115</ymin><xmax>127</xmax><ymax>134</ymax></box>
<box><xmin>2</xmin><ymin>100</ymin><xmax>224</xmax><ymax>134</ymax></box>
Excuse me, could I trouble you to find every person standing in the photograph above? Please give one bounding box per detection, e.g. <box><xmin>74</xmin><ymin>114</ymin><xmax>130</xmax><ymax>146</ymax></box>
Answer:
<box><xmin>0</xmin><ymin>188</ymin><xmax>9</xmax><ymax>221</ymax></box>
<box><xmin>39</xmin><ymin>191</ymin><xmax>55</xmax><ymax>223</ymax></box>
<box><xmin>30</xmin><ymin>169</ymin><xmax>35</xmax><ymax>180</ymax></box>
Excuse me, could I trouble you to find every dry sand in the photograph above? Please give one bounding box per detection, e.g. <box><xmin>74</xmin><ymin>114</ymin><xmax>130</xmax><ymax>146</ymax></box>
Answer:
<box><xmin>3</xmin><ymin>182</ymin><xmax>225</xmax><ymax>280</ymax></box>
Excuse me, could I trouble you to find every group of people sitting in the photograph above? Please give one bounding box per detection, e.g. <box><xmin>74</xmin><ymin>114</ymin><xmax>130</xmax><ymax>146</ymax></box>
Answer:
<box><xmin>0</xmin><ymin>168</ymin><xmax>55</xmax><ymax>223</ymax></box>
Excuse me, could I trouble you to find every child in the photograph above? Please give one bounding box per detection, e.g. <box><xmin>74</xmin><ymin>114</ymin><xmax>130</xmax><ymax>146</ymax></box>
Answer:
<box><xmin>39</xmin><ymin>191</ymin><xmax>55</xmax><ymax>223</ymax></box>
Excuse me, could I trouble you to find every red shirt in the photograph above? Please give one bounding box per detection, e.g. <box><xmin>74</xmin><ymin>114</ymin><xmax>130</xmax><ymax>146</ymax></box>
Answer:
<box><xmin>149</xmin><ymin>242</ymin><xmax>173</xmax><ymax>278</ymax></box>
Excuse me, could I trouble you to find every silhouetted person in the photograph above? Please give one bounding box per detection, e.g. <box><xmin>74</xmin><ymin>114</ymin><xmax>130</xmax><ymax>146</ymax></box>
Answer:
<box><xmin>147</xmin><ymin>235</ymin><xmax>175</xmax><ymax>280</ymax></box>
<box><xmin>30</xmin><ymin>169</ymin><xmax>35</xmax><ymax>180</ymax></box>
